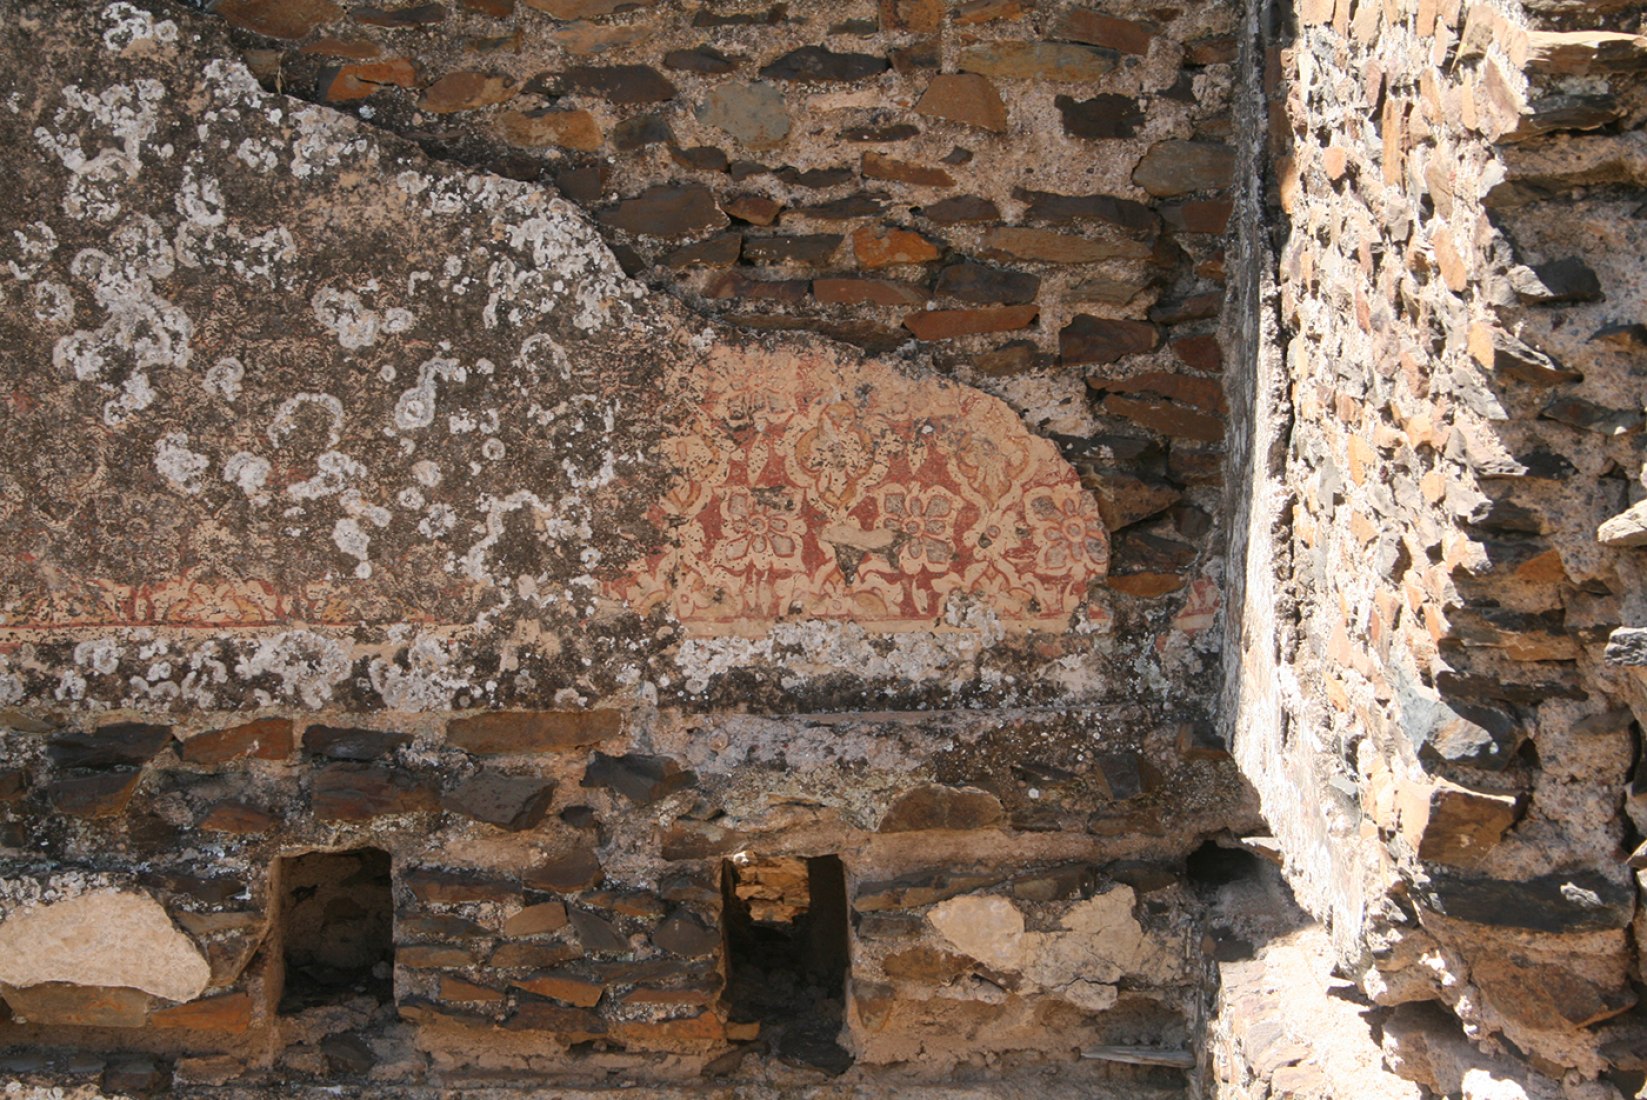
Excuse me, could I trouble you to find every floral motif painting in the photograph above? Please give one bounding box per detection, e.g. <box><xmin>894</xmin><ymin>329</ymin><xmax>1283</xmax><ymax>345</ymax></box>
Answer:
<box><xmin>606</xmin><ymin>345</ymin><xmax>1108</xmax><ymax>636</ymax></box>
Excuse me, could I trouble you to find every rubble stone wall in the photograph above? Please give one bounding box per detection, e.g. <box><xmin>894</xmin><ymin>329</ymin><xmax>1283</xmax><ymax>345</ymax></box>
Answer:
<box><xmin>1226</xmin><ymin>0</ymin><xmax>1647</xmax><ymax>1091</ymax></box>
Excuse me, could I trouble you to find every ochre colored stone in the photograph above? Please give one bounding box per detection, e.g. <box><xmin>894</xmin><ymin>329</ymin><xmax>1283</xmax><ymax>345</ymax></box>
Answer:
<box><xmin>216</xmin><ymin>0</ymin><xmax>343</xmax><ymax>39</ymax></box>
<box><xmin>502</xmin><ymin>901</ymin><xmax>570</xmax><ymax>937</ymax></box>
<box><xmin>814</xmin><ymin>278</ymin><xmax>929</xmax><ymax>306</ymax></box>
<box><xmin>879</xmin><ymin>784</ymin><xmax>1006</xmax><ymax>831</ymax></box>
<box><xmin>150</xmin><ymin>992</ymin><xmax>253</xmax><ymax>1033</ymax></box>
<box><xmin>180</xmin><ymin>717</ymin><xmax>293</xmax><ymax>764</ymax></box>
<box><xmin>419</xmin><ymin>71</ymin><xmax>516</xmax><ymax>114</ymax></box>
<box><xmin>853</xmin><ymin>226</ymin><xmax>942</xmax><ymax>268</ymax></box>
<box><xmin>525</xmin><ymin>848</ymin><xmax>604</xmax><ymax>892</ymax></box>
<box><xmin>440</xmin><ymin>976</ymin><xmax>506</xmax><ymax>1002</ymax></box>
<box><xmin>447</xmin><ymin>710</ymin><xmax>622</xmax><ymax>754</ymax></box>
<box><xmin>1054</xmin><ymin>9</ymin><xmax>1158</xmax><ymax>54</ymax></box>
<box><xmin>915</xmin><ymin>73</ymin><xmax>1009</xmax><ymax>133</ymax></box>
<box><xmin>511</xmin><ymin>973</ymin><xmax>605</xmax><ymax>1007</ymax></box>
<box><xmin>0</xmin><ymin>983</ymin><xmax>154</xmax><ymax>1028</ymax></box>
<box><xmin>311</xmin><ymin>765</ymin><xmax>437</xmax><ymax>820</ymax></box>
<box><xmin>862</xmin><ymin>152</ymin><xmax>955</xmax><ymax>187</ymax></box>
<box><xmin>324</xmin><ymin>58</ymin><xmax>418</xmax><ymax>102</ymax></box>
<box><xmin>1132</xmin><ymin>141</ymin><xmax>1236</xmax><ymax>197</ymax></box>
<box><xmin>494</xmin><ymin>109</ymin><xmax>602</xmax><ymax>151</ymax></box>
<box><xmin>903</xmin><ymin>305</ymin><xmax>1038</xmax><ymax>340</ymax></box>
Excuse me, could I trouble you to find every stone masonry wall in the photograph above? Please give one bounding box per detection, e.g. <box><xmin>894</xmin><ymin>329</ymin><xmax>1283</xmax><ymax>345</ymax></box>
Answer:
<box><xmin>1227</xmin><ymin>0</ymin><xmax>1647</xmax><ymax>1092</ymax></box>
<box><xmin>0</xmin><ymin>1</ymin><xmax>1255</xmax><ymax>1094</ymax></box>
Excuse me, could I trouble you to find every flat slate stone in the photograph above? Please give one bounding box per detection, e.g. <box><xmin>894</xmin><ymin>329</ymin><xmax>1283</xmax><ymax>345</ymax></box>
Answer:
<box><xmin>1060</xmin><ymin>315</ymin><xmax>1160</xmax><ymax>365</ymax></box>
<box><xmin>1418</xmin><ymin>869</ymin><xmax>1636</xmax><ymax>932</ymax></box>
<box><xmin>45</xmin><ymin>770</ymin><xmax>142</xmax><ymax>817</ymax></box>
<box><xmin>302</xmin><ymin>725</ymin><xmax>410</xmax><ymax>761</ymax></box>
<box><xmin>442</xmin><ymin>771</ymin><xmax>557</xmax><ymax>831</ymax></box>
<box><xmin>760</xmin><ymin>46</ymin><xmax>889</xmax><ymax>83</ymax></box>
<box><xmin>559</xmin><ymin>64</ymin><xmax>678</xmax><ymax>105</ymax></box>
<box><xmin>581</xmin><ymin>752</ymin><xmax>697</xmax><ymax>805</ymax></box>
<box><xmin>915</xmin><ymin>73</ymin><xmax>1009</xmax><ymax>132</ymax></box>
<box><xmin>47</xmin><ymin>723</ymin><xmax>172</xmax><ymax>769</ymax></box>
<box><xmin>652</xmin><ymin>910</ymin><xmax>720</xmax><ymax>956</ymax></box>
<box><xmin>1133</xmin><ymin>140</ymin><xmax>1236</xmax><ymax>196</ymax></box>
<box><xmin>598</xmin><ymin>185</ymin><xmax>728</xmax><ymax>239</ymax></box>
<box><xmin>1017</xmin><ymin>187</ymin><xmax>1159</xmax><ymax>232</ymax></box>
<box><xmin>1056</xmin><ymin>94</ymin><xmax>1145</xmax><ymax>139</ymax></box>
<box><xmin>311</xmin><ymin>764</ymin><xmax>437</xmax><ymax>820</ymax></box>
<box><xmin>935</xmin><ymin>262</ymin><xmax>1040</xmax><ymax>304</ymax></box>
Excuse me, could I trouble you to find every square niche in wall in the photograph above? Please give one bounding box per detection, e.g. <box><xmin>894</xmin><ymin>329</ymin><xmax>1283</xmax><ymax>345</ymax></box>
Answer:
<box><xmin>277</xmin><ymin>848</ymin><xmax>395</xmax><ymax>1014</ymax></box>
<box><xmin>721</xmin><ymin>853</ymin><xmax>852</xmax><ymax>1075</ymax></box>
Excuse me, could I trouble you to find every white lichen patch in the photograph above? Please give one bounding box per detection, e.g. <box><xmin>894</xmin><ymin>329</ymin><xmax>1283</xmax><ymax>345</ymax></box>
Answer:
<box><xmin>153</xmin><ymin>431</ymin><xmax>209</xmax><ymax>494</ymax></box>
<box><xmin>368</xmin><ymin>632</ymin><xmax>475</xmax><ymax>711</ymax></box>
<box><xmin>234</xmin><ymin>630</ymin><xmax>351</xmax><ymax>709</ymax></box>
<box><xmin>312</xmin><ymin>283</ymin><xmax>415</xmax><ymax>350</ymax></box>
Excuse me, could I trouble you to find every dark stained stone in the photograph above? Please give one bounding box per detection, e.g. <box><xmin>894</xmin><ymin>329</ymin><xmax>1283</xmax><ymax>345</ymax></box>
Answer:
<box><xmin>442</xmin><ymin>771</ymin><xmax>557</xmax><ymax>831</ymax></box>
<box><xmin>652</xmin><ymin>910</ymin><xmax>720</xmax><ymax>956</ymax></box>
<box><xmin>793</xmin><ymin>194</ymin><xmax>887</xmax><ymax>219</ymax></box>
<box><xmin>665</xmin><ymin>232</ymin><xmax>743</xmax><ymax>268</ymax></box>
<box><xmin>1186</xmin><ymin>35</ymin><xmax>1238</xmax><ymax>64</ymax></box>
<box><xmin>489</xmin><ymin>942</ymin><xmax>585</xmax><ymax>968</ymax></box>
<box><xmin>47</xmin><ymin>723</ymin><xmax>172</xmax><ymax>769</ymax></box>
<box><xmin>45</xmin><ymin>770</ymin><xmax>142</xmax><ymax>818</ymax></box>
<box><xmin>707</xmin><ymin>271</ymin><xmax>810</xmax><ymax>303</ymax></box>
<box><xmin>878</xmin><ymin>784</ymin><xmax>1005</xmax><ymax>831</ymax></box>
<box><xmin>1056</xmin><ymin>93</ymin><xmax>1145</xmax><ymax>139</ymax></box>
<box><xmin>841</xmin><ymin>123</ymin><xmax>921</xmax><ymax>142</ymax></box>
<box><xmin>353</xmin><ymin>2</ymin><xmax>447</xmax><ymax>26</ymax></box>
<box><xmin>302</xmin><ymin>725</ymin><xmax>410</xmax><ymax>761</ymax></box>
<box><xmin>598</xmin><ymin>185</ymin><xmax>729</xmax><ymax>239</ymax></box>
<box><xmin>448</xmin><ymin>709</ymin><xmax>622</xmax><ymax>754</ymax></box>
<box><xmin>1094</xmin><ymin>752</ymin><xmax>1157</xmax><ymax>800</ymax></box>
<box><xmin>659</xmin><ymin>870</ymin><xmax>720</xmax><ymax>905</ymax></box>
<box><xmin>935</xmin><ymin>262</ymin><xmax>1040</xmax><ymax>304</ymax></box>
<box><xmin>612</xmin><ymin>113</ymin><xmax>674</xmax><ymax>152</ymax></box>
<box><xmin>399</xmin><ymin>914</ymin><xmax>491</xmax><ymax>939</ymax></box>
<box><xmin>569</xmin><ymin>908</ymin><xmax>631</xmax><ymax>953</ymax></box>
<box><xmin>1060</xmin><ymin>315</ymin><xmax>1160</xmax><ymax>365</ymax></box>
<box><xmin>664</xmin><ymin>45</ymin><xmax>737</xmax><ymax>74</ymax></box>
<box><xmin>179</xmin><ymin>717</ymin><xmax>293</xmax><ymax>764</ymax></box>
<box><xmin>525</xmin><ymin>847</ymin><xmax>605</xmax><ymax>892</ymax></box>
<box><xmin>0</xmin><ymin>767</ymin><xmax>27</xmax><ymax>803</ymax></box>
<box><xmin>1133</xmin><ymin>141</ymin><xmax>1236</xmax><ymax>196</ymax></box>
<box><xmin>1149</xmin><ymin>291</ymin><xmax>1224</xmax><ymax>324</ymax></box>
<box><xmin>882</xmin><ymin>945</ymin><xmax>977</xmax><ymax>982</ymax></box>
<box><xmin>102</xmin><ymin>1055</ymin><xmax>170</xmax><ymax>1097</ymax></box>
<box><xmin>671</xmin><ymin>145</ymin><xmax>730</xmax><ymax>172</ymax></box>
<box><xmin>1172</xmin><ymin>335</ymin><xmax>1223</xmax><ymax>371</ymax></box>
<box><xmin>776</xmin><ymin>166</ymin><xmax>855</xmax><ymax>189</ymax></box>
<box><xmin>1010</xmin><ymin>862</ymin><xmax>1099</xmax><ymax>902</ymax></box>
<box><xmin>554</xmin><ymin>163</ymin><xmax>609</xmax><ymax>203</ymax></box>
<box><xmin>743</xmin><ymin>233</ymin><xmax>843</xmax><ymax>266</ymax></box>
<box><xmin>311</xmin><ymin>764</ymin><xmax>438</xmax><ymax>820</ymax></box>
<box><xmin>581</xmin><ymin>752</ymin><xmax>697</xmax><ymax>805</ymax></box>
<box><xmin>722</xmin><ymin>194</ymin><xmax>782</xmax><ymax>224</ymax></box>
<box><xmin>504</xmin><ymin>1000</ymin><xmax>608</xmax><ymax>1037</ymax></box>
<box><xmin>1017</xmin><ymin>187</ymin><xmax>1159</xmax><ymax>232</ymax></box>
<box><xmin>559</xmin><ymin>64</ymin><xmax>677</xmax><ymax>105</ymax></box>
<box><xmin>1161</xmin><ymin>198</ymin><xmax>1234</xmax><ymax>234</ymax></box>
<box><xmin>760</xmin><ymin>46</ymin><xmax>890</xmax><ymax>83</ymax></box>
<box><xmin>854</xmin><ymin>869</ymin><xmax>1008</xmax><ymax>912</ymax></box>
<box><xmin>405</xmin><ymin>867</ymin><xmax>516</xmax><ymax>903</ymax></box>
<box><xmin>920</xmin><ymin>195</ymin><xmax>1000</xmax><ymax>223</ymax></box>
<box><xmin>1418</xmin><ymin>870</ymin><xmax>1636</xmax><ymax>932</ymax></box>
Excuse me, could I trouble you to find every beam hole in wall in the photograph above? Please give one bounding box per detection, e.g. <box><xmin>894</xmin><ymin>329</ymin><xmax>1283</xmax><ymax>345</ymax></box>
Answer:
<box><xmin>721</xmin><ymin>853</ymin><xmax>853</xmax><ymax>1076</ymax></box>
<box><xmin>276</xmin><ymin>848</ymin><xmax>394</xmax><ymax>1014</ymax></box>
